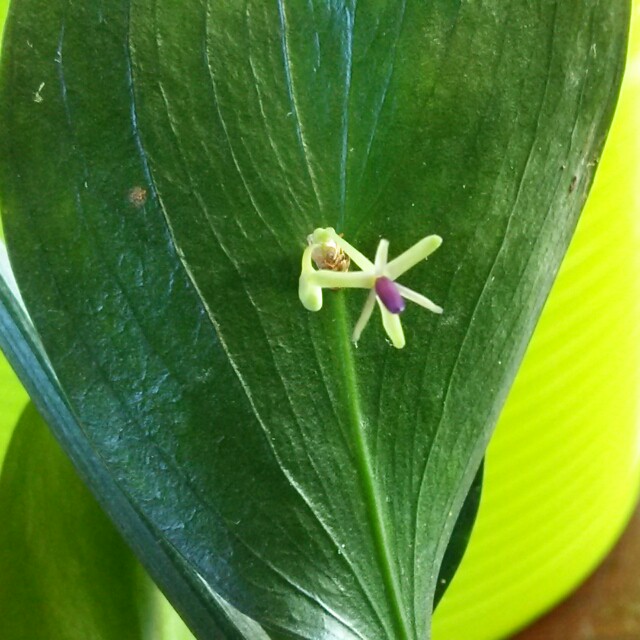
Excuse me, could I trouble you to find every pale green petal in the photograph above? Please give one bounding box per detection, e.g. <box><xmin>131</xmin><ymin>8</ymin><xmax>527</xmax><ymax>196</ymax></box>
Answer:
<box><xmin>299</xmin><ymin>245</ymin><xmax>322</xmax><ymax>310</ymax></box>
<box><xmin>395</xmin><ymin>284</ymin><xmax>443</xmax><ymax>314</ymax></box>
<box><xmin>299</xmin><ymin>275</ymin><xmax>323</xmax><ymax>311</ymax></box>
<box><xmin>308</xmin><ymin>270</ymin><xmax>375</xmax><ymax>289</ymax></box>
<box><xmin>300</xmin><ymin>245</ymin><xmax>315</xmax><ymax>273</ymax></box>
<box><xmin>352</xmin><ymin>290</ymin><xmax>377</xmax><ymax>343</ymax></box>
<box><xmin>331</xmin><ymin>233</ymin><xmax>374</xmax><ymax>271</ymax></box>
<box><xmin>374</xmin><ymin>239</ymin><xmax>389</xmax><ymax>272</ymax></box>
<box><xmin>386</xmin><ymin>235</ymin><xmax>442</xmax><ymax>281</ymax></box>
<box><xmin>308</xmin><ymin>227</ymin><xmax>336</xmax><ymax>244</ymax></box>
<box><xmin>378</xmin><ymin>301</ymin><xmax>405</xmax><ymax>349</ymax></box>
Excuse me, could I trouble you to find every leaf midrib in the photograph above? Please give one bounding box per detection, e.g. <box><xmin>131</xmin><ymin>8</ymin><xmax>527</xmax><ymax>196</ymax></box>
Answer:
<box><xmin>334</xmin><ymin>297</ymin><xmax>412</xmax><ymax>640</ymax></box>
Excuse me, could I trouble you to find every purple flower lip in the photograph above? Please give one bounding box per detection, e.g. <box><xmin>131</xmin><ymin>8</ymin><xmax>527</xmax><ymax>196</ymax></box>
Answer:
<box><xmin>375</xmin><ymin>277</ymin><xmax>405</xmax><ymax>314</ymax></box>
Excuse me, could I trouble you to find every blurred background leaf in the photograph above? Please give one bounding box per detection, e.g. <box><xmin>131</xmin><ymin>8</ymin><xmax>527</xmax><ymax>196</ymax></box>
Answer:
<box><xmin>0</xmin><ymin>402</ymin><xmax>195</xmax><ymax>640</ymax></box>
<box><xmin>0</xmin><ymin>0</ymin><xmax>28</xmax><ymax>464</ymax></box>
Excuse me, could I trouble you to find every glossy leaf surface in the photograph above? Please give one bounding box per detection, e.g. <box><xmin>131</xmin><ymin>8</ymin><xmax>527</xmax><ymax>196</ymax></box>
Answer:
<box><xmin>0</xmin><ymin>246</ymin><xmax>268</xmax><ymax>639</ymax></box>
<box><xmin>0</xmin><ymin>2</ymin><xmax>630</xmax><ymax>639</ymax></box>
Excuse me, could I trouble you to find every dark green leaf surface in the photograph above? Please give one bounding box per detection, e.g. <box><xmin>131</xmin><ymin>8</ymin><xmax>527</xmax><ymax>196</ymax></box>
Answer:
<box><xmin>0</xmin><ymin>251</ymin><xmax>265</xmax><ymax>639</ymax></box>
<box><xmin>0</xmin><ymin>2</ymin><xmax>629</xmax><ymax>639</ymax></box>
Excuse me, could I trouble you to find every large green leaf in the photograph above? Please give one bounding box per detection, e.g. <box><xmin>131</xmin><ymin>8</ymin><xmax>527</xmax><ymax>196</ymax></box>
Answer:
<box><xmin>0</xmin><ymin>2</ymin><xmax>629</xmax><ymax>640</ymax></box>
<box><xmin>0</xmin><ymin>243</ymin><xmax>482</xmax><ymax>638</ymax></box>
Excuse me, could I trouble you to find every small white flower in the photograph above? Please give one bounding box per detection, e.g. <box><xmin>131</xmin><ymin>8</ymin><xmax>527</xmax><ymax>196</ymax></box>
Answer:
<box><xmin>299</xmin><ymin>227</ymin><xmax>443</xmax><ymax>348</ymax></box>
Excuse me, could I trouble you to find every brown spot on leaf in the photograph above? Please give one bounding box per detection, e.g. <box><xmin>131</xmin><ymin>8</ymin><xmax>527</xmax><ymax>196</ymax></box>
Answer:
<box><xmin>127</xmin><ymin>186</ymin><xmax>148</xmax><ymax>208</ymax></box>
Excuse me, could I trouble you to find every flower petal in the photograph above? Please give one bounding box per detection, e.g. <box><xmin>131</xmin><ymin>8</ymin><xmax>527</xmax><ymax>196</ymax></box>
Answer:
<box><xmin>299</xmin><ymin>277</ymin><xmax>323</xmax><ymax>311</ymax></box>
<box><xmin>374</xmin><ymin>239</ymin><xmax>389</xmax><ymax>271</ymax></box>
<box><xmin>352</xmin><ymin>289</ymin><xmax>377</xmax><ymax>344</ymax></box>
<box><xmin>385</xmin><ymin>235</ymin><xmax>442</xmax><ymax>281</ymax></box>
<box><xmin>378</xmin><ymin>300</ymin><xmax>406</xmax><ymax>349</ymax></box>
<box><xmin>315</xmin><ymin>228</ymin><xmax>374</xmax><ymax>271</ymax></box>
<box><xmin>395</xmin><ymin>283</ymin><xmax>443</xmax><ymax>314</ymax></box>
<box><xmin>298</xmin><ymin>246</ymin><xmax>323</xmax><ymax>310</ymax></box>
<box><xmin>308</xmin><ymin>270</ymin><xmax>375</xmax><ymax>289</ymax></box>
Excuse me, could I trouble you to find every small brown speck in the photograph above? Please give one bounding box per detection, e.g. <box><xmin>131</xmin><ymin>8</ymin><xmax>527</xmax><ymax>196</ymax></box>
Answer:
<box><xmin>128</xmin><ymin>186</ymin><xmax>148</xmax><ymax>207</ymax></box>
<box><xmin>569</xmin><ymin>176</ymin><xmax>578</xmax><ymax>193</ymax></box>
